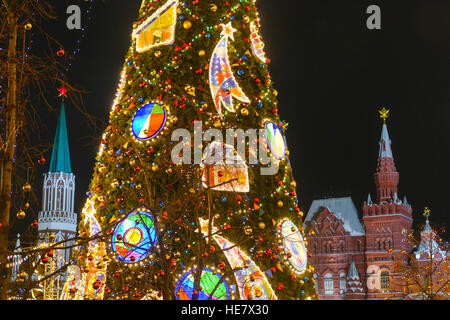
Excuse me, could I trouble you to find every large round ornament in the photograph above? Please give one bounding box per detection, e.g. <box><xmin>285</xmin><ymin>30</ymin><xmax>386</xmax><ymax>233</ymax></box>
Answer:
<box><xmin>241</xmin><ymin>268</ymin><xmax>275</xmax><ymax>300</ymax></box>
<box><xmin>280</xmin><ymin>220</ymin><xmax>307</xmax><ymax>272</ymax></box>
<box><xmin>131</xmin><ymin>102</ymin><xmax>167</xmax><ymax>140</ymax></box>
<box><xmin>265</xmin><ymin>121</ymin><xmax>287</xmax><ymax>159</ymax></box>
<box><xmin>175</xmin><ymin>268</ymin><xmax>231</xmax><ymax>300</ymax></box>
<box><xmin>111</xmin><ymin>209</ymin><xmax>156</xmax><ymax>263</ymax></box>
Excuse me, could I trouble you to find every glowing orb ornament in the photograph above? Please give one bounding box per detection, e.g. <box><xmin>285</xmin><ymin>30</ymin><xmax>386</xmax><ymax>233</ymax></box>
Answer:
<box><xmin>265</xmin><ymin>121</ymin><xmax>287</xmax><ymax>159</ymax></box>
<box><xmin>111</xmin><ymin>208</ymin><xmax>156</xmax><ymax>263</ymax></box>
<box><xmin>280</xmin><ymin>220</ymin><xmax>307</xmax><ymax>273</ymax></box>
<box><xmin>131</xmin><ymin>102</ymin><xmax>167</xmax><ymax>140</ymax></box>
<box><xmin>175</xmin><ymin>268</ymin><xmax>231</xmax><ymax>300</ymax></box>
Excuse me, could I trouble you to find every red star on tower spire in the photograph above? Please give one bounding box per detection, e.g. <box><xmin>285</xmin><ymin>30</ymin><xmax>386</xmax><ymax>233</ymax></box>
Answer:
<box><xmin>57</xmin><ymin>86</ymin><xmax>68</xmax><ymax>97</ymax></box>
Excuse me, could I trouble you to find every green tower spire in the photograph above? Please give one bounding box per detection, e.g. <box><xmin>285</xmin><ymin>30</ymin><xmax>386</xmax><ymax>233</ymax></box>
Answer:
<box><xmin>49</xmin><ymin>103</ymin><xmax>72</xmax><ymax>173</ymax></box>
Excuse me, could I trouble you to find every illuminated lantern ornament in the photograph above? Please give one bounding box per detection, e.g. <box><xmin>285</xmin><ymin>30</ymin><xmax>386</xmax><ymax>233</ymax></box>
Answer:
<box><xmin>250</xmin><ymin>22</ymin><xmax>267</xmax><ymax>63</ymax></box>
<box><xmin>209</xmin><ymin>22</ymin><xmax>250</xmax><ymax>115</ymax></box>
<box><xmin>201</xmin><ymin>141</ymin><xmax>250</xmax><ymax>193</ymax></box>
<box><xmin>131</xmin><ymin>102</ymin><xmax>167</xmax><ymax>140</ymax></box>
<box><xmin>175</xmin><ymin>268</ymin><xmax>231</xmax><ymax>300</ymax></box>
<box><xmin>265</xmin><ymin>121</ymin><xmax>287</xmax><ymax>159</ymax></box>
<box><xmin>132</xmin><ymin>0</ymin><xmax>179</xmax><ymax>52</ymax></box>
<box><xmin>279</xmin><ymin>220</ymin><xmax>307</xmax><ymax>273</ymax></box>
<box><xmin>111</xmin><ymin>208</ymin><xmax>156</xmax><ymax>263</ymax></box>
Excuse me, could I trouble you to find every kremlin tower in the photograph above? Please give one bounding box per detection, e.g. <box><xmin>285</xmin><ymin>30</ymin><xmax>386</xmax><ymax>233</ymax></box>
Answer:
<box><xmin>38</xmin><ymin>99</ymin><xmax>77</xmax><ymax>266</ymax></box>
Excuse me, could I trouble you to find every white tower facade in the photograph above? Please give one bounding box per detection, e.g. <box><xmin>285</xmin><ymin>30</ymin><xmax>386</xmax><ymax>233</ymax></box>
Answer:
<box><xmin>39</xmin><ymin>171</ymin><xmax>77</xmax><ymax>262</ymax></box>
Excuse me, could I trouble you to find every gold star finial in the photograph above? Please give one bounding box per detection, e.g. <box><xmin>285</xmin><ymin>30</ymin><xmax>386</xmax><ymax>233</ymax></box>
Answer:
<box><xmin>423</xmin><ymin>207</ymin><xmax>431</xmax><ymax>219</ymax></box>
<box><xmin>379</xmin><ymin>108</ymin><xmax>390</xmax><ymax>123</ymax></box>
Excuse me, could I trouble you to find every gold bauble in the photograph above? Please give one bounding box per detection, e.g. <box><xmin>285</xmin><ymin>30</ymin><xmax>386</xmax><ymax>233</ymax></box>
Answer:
<box><xmin>244</xmin><ymin>226</ymin><xmax>253</xmax><ymax>235</ymax></box>
<box><xmin>198</xmin><ymin>50</ymin><xmax>206</xmax><ymax>56</ymax></box>
<box><xmin>24</xmin><ymin>23</ymin><xmax>32</xmax><ymax>30</ymax></box>
<box><xmin>17</xmin><ymin>210</ymin><xmax>26</xmax><ymax>219</ymax></box>
<box><xmin>22</xmin><ymin>184</ymin><xmax>32</xmax><ymax>192</ymax></box>
<box><xmin>111</xmin><ymin>180</ymin><xmax>119</xmax><ymax>188</ymax></box>
<box><xmin>243</xmin><ymin>16</ymin><xmax>250</xmax><ymax>24</ymax></box>
<box><xmin>258</xmin><ymin>222</ymin><xmax>265</xmax><ymax>229</ymax></box>
<box><xmin>129</xmin><ymin>159</ymin><xmax>136</xmax><ymax>166</ymax></box>
<box><xmin>183</xmin><ymin>21</ymin><xmax>192</xmax><ymax>29</ymax></box>
<box><xmin>277</xmin><ymin>201</ymin><xmax>284</xmax><ymax>208</ymax></box>
<box><xmin>210</xmin><ymin>4</ymin><xmax>218</xmax><ymax>12</ymax></box>
<box><xmin>154</xmin><ymin>51</ymin><xmax>162</xmax><ymax>58</ymax></box>
<box><xmin>171</xmin><ymin>116</ymin><xmax>178</xmax><ymax>123</ymax></box>
<box><xmin>240</xmin><ymin>108</ymin><xmax>249</xmax><ymax>116</ymax></box>
<box><xmin>152</xmin><ymin>164</ymin><xmax>159</xmax><ymax>172</ymax></box>
<box><xmin>166</xmin><ymin>168</ymin><xmax>173</xmax><ymax>174</ymax></box>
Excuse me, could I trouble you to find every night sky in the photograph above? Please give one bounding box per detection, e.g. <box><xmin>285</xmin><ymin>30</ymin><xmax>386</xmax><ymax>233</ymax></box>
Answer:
<box><xmin>29</xmin><ymin>0</ymin><xmax>449</xmax><ymax>237</ymax></box>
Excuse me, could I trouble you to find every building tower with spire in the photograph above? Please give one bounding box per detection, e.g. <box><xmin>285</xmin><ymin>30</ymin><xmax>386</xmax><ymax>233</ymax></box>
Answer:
<box><xmin>38</xmin><ymin>98</ymin><xmax>77</xmax><ymax>264</ymax></box>
<box><xmin>304</xmin><ymin>109</ymin><xmax>415</xmax><ymax>300</ymax></box>
<box><xmin>362</xmin><ymin>108</ymin><xmax>413</xmax><ymax>299</ymax></box>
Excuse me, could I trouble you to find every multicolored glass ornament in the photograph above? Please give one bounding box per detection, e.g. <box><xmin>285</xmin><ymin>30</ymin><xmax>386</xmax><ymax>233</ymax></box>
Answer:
<box><xmin>280</xmin><ymin>220</ymin><xmax>307</xmax><ymax>272</ymax></box>
<box><xmin>111</xmin><ymin>208</ymin><xmax>157</xmax><ymax>263</ymax></box>
<box><xmin>265</xmin><ymin>121</ymin><xmax>287</xmax><ymax>159</ymax></box>
<box><xmin>131</xmin><ymin>102</ymin><xmax>167</xmax><ymax>140</ymax></box>
<box><xmin>175</xmin><ymin>268</ymin><xmax>231</xmax><ymax>300</ymax></box>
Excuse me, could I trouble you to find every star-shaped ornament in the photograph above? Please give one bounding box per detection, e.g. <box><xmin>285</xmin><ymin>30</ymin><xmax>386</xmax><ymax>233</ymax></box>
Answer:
<box><xmin>220</xmin><ymin>22</ymin><xmax>237</xmax><ymax>41</ymax></box>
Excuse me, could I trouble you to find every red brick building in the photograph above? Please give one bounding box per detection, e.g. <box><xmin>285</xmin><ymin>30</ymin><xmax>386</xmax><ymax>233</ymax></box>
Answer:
<box><xmin>304</xmin><ymin>119</ymin><xmax>413</xmax><ymax>299</ymax></box>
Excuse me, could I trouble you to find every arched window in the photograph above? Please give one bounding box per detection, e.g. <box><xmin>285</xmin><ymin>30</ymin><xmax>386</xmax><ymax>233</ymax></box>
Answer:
<box><xmin>388</xmin><ymin>240</ymin><xmax>391</xmax><ymax>250</ymax></box>
<box><xmin>324</xmin><ymin>274</ymin><xmax>334</xmax><ymax>295</ymax></box>
<box><xmin>380</xmin><ymin>271</ymin><xmax>390</xmax><ymax>292</ymax></box>
<box><xmin>313</xmin><ymin>274</ymin><xmax>318</xmax><ymax>291</ymax></box>
<box><xmin>313</xmin><ymin>243</ymin><xmax>317</xmax><ymax>254</ymax></box>
<box><xmin>329</xmin><ymin>243</ymin><xmax>333</xmax><ymax>253</ymax></box>
<box><xmin>340</xmin><ymin>242</ymin><xmax>345</xmax><ymax>252</ymax></box>
<box><xmin>339</xmin><ymin>273</ymin><xmax>346</xmax><ymax>294</ymax></box>
<box><xmin>356</xmin><ymin>240</ymin><xmax>361</xmax><ymax>252</ymax></box>
<box><xmin>324</xmin><ymin>244</ymin><xmax>328</xmax><ymax>253</ymax></box>
<box><xmin>377</xmin><ymin>241</ymin><xmax>381</xmax><ymax>251</ymax></box>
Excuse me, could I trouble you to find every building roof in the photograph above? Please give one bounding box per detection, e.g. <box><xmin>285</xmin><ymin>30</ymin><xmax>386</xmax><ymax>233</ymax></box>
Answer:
<box><xmin>347</xmin><ymin>261</ymin><xmax>359</xmax><ymax>280</ymax></box>
<box><xmin>305</xmin><ymin>197</ymin><xmax>365</xmax><ymax>236</ymax></box>
<box><xmin>49</xmin><ymin>103</ymin><xmax>72</xmax><ymax>173</ymax></box>
<box><xmin>379</xmin><ymin>123</ymin><xmax>393</xmax><ymax>158</ymax></box>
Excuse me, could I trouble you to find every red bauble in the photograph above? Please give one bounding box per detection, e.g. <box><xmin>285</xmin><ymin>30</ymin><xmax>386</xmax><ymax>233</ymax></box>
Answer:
<box><xmin>38</xmin><ymin>157</ymin><xmax>46</xmax><ymax>165</ymax></box>
<box><xmin>218</xmin><ymin>261</ymin><xmax>226</xmax><ymax>269</ymax></box>
<box><xmin>277</xmin><ymin>283</ymin><xmax>284</xmax><ymax>291</ymax></box>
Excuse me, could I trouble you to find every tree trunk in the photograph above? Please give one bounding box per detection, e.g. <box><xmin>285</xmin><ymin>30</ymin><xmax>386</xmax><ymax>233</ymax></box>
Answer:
<box><xmin>0</xmin><ymin>12</ymin><xmax>18</xmax><ymax>300</ymax></box>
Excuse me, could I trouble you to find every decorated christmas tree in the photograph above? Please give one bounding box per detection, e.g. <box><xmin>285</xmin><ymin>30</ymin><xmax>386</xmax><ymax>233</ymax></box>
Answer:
<box><xmin>67</xmin><ymin>0</ymin><xmax>317</xmax><ymax>300</ymax></box>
